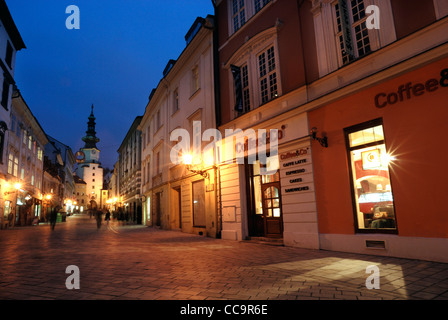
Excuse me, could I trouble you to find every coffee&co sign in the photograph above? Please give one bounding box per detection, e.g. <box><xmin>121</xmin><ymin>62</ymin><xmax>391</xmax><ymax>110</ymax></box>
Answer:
<box><xmin>374</xmin><ymin>68</ymin><xmax>448</xmax><ymax>108</ymax></box>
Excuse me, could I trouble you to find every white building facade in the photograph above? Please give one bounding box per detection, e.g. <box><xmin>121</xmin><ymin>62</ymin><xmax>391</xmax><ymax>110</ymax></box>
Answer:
<box><xmin>138</xmin><ymin>16</ymin><xmax>218</xmax><ymax>236</ymax></box>
<box><xmin>75</xmin><ymin>106</ymin><xmax>103</xmax><ymax>210</ymax></box>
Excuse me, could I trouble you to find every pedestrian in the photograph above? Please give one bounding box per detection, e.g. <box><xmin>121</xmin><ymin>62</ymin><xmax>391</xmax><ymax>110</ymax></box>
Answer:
<box><xmin>96</xmin><ymin>209</ymin><xmax>103</xmax><ymax>230</ymax></box>
<box><xmin>7</xmin><ymin>212</ymin><xmax>13</xmax><ymax>228</ymax></box>
<box><xmin>49</xmin><ymin>207</ymin><xmax>57</xmax><ymax>230</ymax></box>
<box><xmin>105</xmin><ymin>209</ymin><xmax>111</xmax><ymax>226</ymax></box>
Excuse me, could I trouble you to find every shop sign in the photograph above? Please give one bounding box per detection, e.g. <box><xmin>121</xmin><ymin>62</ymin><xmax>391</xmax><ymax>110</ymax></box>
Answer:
<box><xmin>285</xmin><ymin>186</ymin><xmax>310</xmax><ymax>193</ymax></box>
<box><xmin>285</xmin><ymin>168</ymin><xmax>306</xmax><ymax>176</ymax></box>
<box><xmin>280</xmin><ymin>148</ymin><xmax>308</xmax><ymax>160</ymax></box>
<box><xmin>374</xmin><ymin>68</ymin><xmax>448</xmax><ymax>108</ymax></box>
<box><xmin>282</xmin><ymin>158</ymin><xmax>307</xmax><ymax>168</ymax></box>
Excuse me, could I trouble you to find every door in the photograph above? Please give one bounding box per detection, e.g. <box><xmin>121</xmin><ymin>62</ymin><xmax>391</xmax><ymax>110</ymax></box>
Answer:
<box><xmin>172</xmin><ymin>187</ymin><xmax>181</xmax><ymax>229</ymax></box>
<box><xmin>247</xmin><ymin>161</ymin><xmax>283</xmax><ymax>238</ymax></box>
<box><xmin>261</xmin><ymin>182</ymin><xmax>283</xmax><ymax>237</ymax></box>
<box><xmin>155</xmin><ymin>192</ymin><xmax>161</xmax><ymax>227</ymax></box>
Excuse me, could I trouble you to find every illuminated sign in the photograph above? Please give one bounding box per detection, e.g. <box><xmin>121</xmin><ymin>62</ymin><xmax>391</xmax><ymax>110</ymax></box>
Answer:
<box><xmin>361</xmin><ymin>149</ymin><xmax>381</xmax><ymax>170</ymax></box>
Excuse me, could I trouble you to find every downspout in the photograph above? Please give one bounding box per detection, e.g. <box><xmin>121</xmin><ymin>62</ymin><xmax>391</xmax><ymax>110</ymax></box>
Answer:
<box><xmin>211</xmin><ymin>1</ymin><xmax>223</xmax><ymax>239</ymax></box>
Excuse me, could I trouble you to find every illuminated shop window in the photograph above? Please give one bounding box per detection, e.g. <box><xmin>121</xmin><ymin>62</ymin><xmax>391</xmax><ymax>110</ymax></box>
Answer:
<box><xmin>345</xmin><ymin>119</ymin><xmax>397</xmax><ymax>233</ymax></box>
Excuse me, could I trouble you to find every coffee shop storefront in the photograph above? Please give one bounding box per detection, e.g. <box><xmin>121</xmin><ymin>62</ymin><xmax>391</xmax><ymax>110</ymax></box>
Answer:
<box><xmin>308</xmin><ymin>55</ymin><xmax>448</xmax><ymax>263</ymax></box>
<box><xmin>219</xmin><ymin>111</ymin><xmax>322</xmax><ymax>249</ymax></box>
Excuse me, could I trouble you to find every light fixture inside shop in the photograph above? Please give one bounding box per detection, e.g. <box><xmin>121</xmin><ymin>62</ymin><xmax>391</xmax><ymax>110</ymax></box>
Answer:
<box><xmin>310</xmin><ymin>127</ymin><xmax>328</xmax><ymax>148</ymax></box>
<box><xmin>182</xmin><ymin>153</ymin><xmax>209</xmax><ymax>178</ymax></box>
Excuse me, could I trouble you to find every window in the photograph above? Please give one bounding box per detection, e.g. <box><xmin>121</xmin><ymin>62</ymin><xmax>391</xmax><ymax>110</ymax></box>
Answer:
<box><xmin>37</xmin><ymin>147</ymin><xmax>43</xmax><ymax>161</ymax></box>
<box><xmin>156</xmin><ymin>152</ymin><xmax>160</xmax><ymax>174</ymax></box>
<box><xmin>258</xmin><ymin>46</ymin><xmax>278</xmax><ymax>104</ymax></box>
<box><xmin>28</xmin><ymin>135</ymin><xmax>32</xmax><ymax>150</ymax></box>
<box><xmin>334</xmin><ymin>0</ymin><xmax>371</xmax><ymax>65</ymax></box>
<box><xmin>12</xmin><ymin>154</ymin><xmax>18</xmax><ymax>177</ymax></box>
<box><xmin>1</xmin><ymin>78</ymin><xmax>10</xmax><ymax>110</ymax></box>
<box><xmin>192</xmin><ymin>65</ymin><xmax>200</xmax><ymax>93</ymax></box>
<box><xmin>192</xmin><ymin>180</ymin><xmax>206</xmax><ymax>227</ymax></box>
<box><xmin>5</xmin><ymin>41</ymin><xmax>13</xmax><ymax>69</ymax></box>
<box><xmin>232</xmin><ymin>0</ymin><xmax>246</xmax><ymax>33</ymax></box>
<box><xmin>173</xmin><ymin>89</ymin><xmax>179</xmax><ymax>114</ymax></box>
<box><xmin>254</xmin><ymin>0</ymin><xmax>270</xmax><ymax>12</ymax></box>
<box><xmin>155</xmin><ymin>110</ymin><xmax>161</xmax><ymax>131</ymax></box>
<box><xmin>241</xmin><ymin>65</ymin><xmax>251</xmax><ymax>113</ymax></box>
<box><xmin>345</xmin><ymin>119</ymin><xmax>397</xmax><ymax>233</ymax></box>
<box><xmin>146</xmin><ymin>126</ymin><xmax>151</xmax><ymax>145</ymax></box>
<box><xmin>0</xmin><ymin>122</ymin><xmax>6</xmax><ymax>164</ymax></box>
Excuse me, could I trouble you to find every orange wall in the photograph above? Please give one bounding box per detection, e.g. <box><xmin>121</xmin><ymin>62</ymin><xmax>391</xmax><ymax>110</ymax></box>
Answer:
<box><xmin>309</xmin><ymin>57</ymin><xmax>448</xmax><ymax>238</ymax></box>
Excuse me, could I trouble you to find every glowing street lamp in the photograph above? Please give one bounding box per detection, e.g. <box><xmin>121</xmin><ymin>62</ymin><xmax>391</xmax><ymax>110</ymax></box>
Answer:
<box><xmin>182</xmin><ymin>152</ymin><xmax>209</xmax><ymax>178</ymax></box>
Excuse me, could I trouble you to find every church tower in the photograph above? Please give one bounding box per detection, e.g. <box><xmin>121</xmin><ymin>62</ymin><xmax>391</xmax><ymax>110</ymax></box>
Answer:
<box><xmin>75</xmin><ymin>105</ymin><xmax>103</xmax><ymax>209</ymax></box>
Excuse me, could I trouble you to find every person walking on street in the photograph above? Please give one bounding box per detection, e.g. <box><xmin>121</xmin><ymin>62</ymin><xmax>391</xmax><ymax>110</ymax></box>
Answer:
<box><xmin>105</xmin><ymin>209</ymin><xmax>111</xmax><ymax>226</ymax></box>
<box><xmin>50</xmin><ymin>207</ymin><xmax>58</xmax><ymax>230</ymax></box>
<box><xmin>96</xmin><ymin>209</ymin><xmax>103</xmax><ymax>230</ymax></box>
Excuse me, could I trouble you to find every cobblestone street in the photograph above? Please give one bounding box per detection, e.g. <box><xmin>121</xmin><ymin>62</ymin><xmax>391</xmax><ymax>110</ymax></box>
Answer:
<box><xmin>1</xmin><ymin>214</ymin><xmax>448</xmax><ymax>301</ymax></box>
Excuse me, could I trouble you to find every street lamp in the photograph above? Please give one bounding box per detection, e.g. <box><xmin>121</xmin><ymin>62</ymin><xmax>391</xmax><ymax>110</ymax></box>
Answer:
<box><xmin>182</xmin><ymin>152</ymin><xmax>209</xmax><ymax>178</ymax></box>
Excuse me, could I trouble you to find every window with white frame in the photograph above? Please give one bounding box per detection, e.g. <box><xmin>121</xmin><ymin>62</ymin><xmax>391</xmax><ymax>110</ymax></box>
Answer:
<box><xmin>229</xmin><ymin>35</ymin><xmax>281</xmax><ymax>119</ymax></box>
<box><xmin>258</xmin><ymin>46</ymin><xmax>278</xmax><ymax>104</ymax></box>
<box><xmin>333</xmin><ymin>0</ymin><xmax>371</xmax><ymax>65</ymax></box>
<box><xmin>230</xmin><ymin>0</ymin><xmax>272</xmax><ymax>35</ymax></box>
<box><xmin>8</xmin><ymin>153</ymin><xmax>18</xmax><ymax>177</ymax></box>
<box><xmin>241</xmin><ymin>64</ymin><xmax>251</xmax><ymax>113</ymax></box>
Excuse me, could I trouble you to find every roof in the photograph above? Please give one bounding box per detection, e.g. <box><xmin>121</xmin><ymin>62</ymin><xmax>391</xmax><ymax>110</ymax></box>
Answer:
<box><xmin>73</xmin><ymin>174</ymin><xmax>86</xmax><ymax>184</ymax></box>
<box><xmin>0</xmin><ymin>0</ymin><xmax>26</xmax><ymax>51</ymax></box>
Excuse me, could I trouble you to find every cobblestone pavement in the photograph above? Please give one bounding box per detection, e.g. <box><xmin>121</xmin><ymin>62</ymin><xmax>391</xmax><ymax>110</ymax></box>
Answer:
<box><xmin>0</xmin><ymin>214</ymin><xmax>448</xmax><ymax>301</ymax></box>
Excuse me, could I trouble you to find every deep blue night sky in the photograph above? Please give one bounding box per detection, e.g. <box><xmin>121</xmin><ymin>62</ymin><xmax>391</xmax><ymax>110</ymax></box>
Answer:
<box><xmin>5</xmin><ymin>0</ymin><xmax>214</xmax><ymax>169</ymax></box>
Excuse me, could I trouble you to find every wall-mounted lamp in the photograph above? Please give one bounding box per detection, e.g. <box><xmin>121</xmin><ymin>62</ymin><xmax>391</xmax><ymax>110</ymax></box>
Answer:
<box><xmin>182</xmin><ymin>153</ymin><xmax>209</xmax><ymax>179</ymax></box>
<box><xmin>310</xmin><ymin>127</ymin><xmax>328</xmax><ymax>148</ymax></box>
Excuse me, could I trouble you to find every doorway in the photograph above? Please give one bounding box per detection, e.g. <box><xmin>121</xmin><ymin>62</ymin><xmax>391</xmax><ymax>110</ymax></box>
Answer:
<box><xmin>172</xmin><ymin>187</ymin><xmax>182</xmax><ymax>229</ymax></box>
<box><xmin>247</xmin><ymin>161</ymin><xmax>283</xmax><ymax>238</ymax></box>
<box><xmin>155</xmin><ymin>192</ymin><xmax>161</xmax><ymax>227</ymax></box>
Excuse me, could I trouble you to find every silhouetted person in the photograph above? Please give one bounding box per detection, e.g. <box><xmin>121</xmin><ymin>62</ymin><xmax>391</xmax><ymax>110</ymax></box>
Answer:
<box><xmin>96</xmin><ymin>210</ymin><xmax>103</xmax><ymax>230</ymax></box>
<box><xmin>105</xmin><ymin>210</ymin><xmax>110</xmax><ymax>226</ymax></box>
<box><xmin>50</xmin><ymin>208</ymin><xmax>57</xmax><ymax>230</ymax></box>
